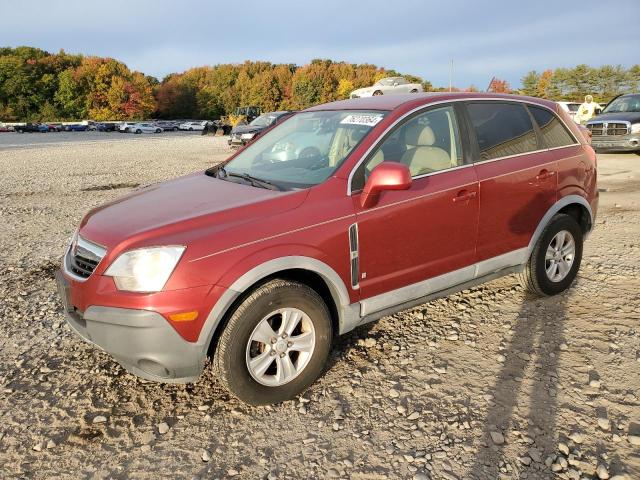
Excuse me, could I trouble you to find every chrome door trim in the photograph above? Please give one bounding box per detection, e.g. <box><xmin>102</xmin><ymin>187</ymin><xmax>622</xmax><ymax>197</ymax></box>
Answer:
<box><xmin>347</xmin><ymin>97</ymin><xmax>580</xmax><ymax>195</ymax></box>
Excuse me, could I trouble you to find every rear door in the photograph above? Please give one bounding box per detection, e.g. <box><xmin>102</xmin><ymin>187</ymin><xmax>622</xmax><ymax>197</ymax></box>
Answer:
<box><xmin>464</xmin><ymin>101</ymin><xmax>557</xmax><ymax>265</ymax></box>
<box><xmin>351</xmin><ymin>104</ymin><xmax>479</xmax><ymax>308</ymax></box>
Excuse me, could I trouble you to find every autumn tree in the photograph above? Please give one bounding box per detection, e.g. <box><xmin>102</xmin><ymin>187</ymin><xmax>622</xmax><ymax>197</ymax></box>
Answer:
<box><xmin>487</xmin><ymin>77</ymin><xmax>511</xmax><ymax>93</ymax></box>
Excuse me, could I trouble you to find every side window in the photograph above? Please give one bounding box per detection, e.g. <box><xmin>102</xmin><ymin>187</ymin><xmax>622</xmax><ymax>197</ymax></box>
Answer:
<box><xmin>352</xmin><ymin>106</ymin><xmax>463</xmax><ymax>191</ymax></box>
<box><xmin>528</xmin><ymin>106</ymin><xmax>576</xmax><ymax>148</ymax></box>
<box><xmin>467</xmin><ymin>102</ymin><xmax>538</xmax><ymax>161</ymax></box>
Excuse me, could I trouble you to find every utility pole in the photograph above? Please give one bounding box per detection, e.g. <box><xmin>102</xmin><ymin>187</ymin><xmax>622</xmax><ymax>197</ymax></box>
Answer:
<box><xmin>449</xmin><ymin>59</ymin><xmax>453</xmax><ymax>92</ymax></box>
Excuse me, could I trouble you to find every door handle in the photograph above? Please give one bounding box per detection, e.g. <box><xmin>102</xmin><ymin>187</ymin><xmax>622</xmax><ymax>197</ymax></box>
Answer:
<box><xmin>453</xmin><ymin>190</ymin><xmax>477</xmax><ymax>203</ymax></box>
<box><xmin>536</xmin><ymin>170</ymin><xmax>556</xmax><ymax>181</ymax></box>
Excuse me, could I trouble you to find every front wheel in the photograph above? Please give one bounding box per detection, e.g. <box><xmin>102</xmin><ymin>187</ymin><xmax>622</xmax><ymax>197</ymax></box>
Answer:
<box><xmin>155</xmin><ymin>128</ymin><xmax>161</xmax><ymax>133</ymax></box>
<box><xmin>372</xmin><ymin>90</ymin><xmax>383</xmax><ymax>96</ymax></box>
<box><xmin>135</xmin><ymin>129</ymin><xmax>142</xmax><ymax>134</ymax></box>
<box><xmin>213</xmin><ymin>279</ymin><xmax>332</xmax><ymax>405</ymax></box>
<box><xmin>518</xmin><ymin>213</ymin><xmax>583</xmax><ymax>296</ymax></box>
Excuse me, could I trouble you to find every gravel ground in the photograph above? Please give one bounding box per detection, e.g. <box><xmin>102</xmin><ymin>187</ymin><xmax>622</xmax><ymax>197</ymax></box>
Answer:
<box><xmin>0</xmin><ymin>136</ymin><xmax>638</xmax><ymax>480</ymax></box>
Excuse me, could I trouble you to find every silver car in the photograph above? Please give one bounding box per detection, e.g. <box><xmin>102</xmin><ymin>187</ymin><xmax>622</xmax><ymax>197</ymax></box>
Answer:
<box><xmin>350</xmin><ymin>77</ymin><xmax>423</xmax><ymax>98</ymax></box>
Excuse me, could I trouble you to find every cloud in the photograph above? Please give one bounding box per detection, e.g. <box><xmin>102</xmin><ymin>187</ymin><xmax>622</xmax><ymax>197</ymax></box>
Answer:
<box><xmin>0</xmin><ymin>0</ymin><xmax>638</xmax><ymax>87</ymax></box>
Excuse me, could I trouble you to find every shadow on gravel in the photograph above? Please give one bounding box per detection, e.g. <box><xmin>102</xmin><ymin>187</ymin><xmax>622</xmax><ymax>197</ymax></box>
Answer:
<box><xmin>469</xmin><ymin>289</ymin><xmax>571</xmax><ymax>478</ymax></box>
<box><xmin>81</xmin><ymin>182</ymin><xmax>140</xmax><ymax>191</ymax></box>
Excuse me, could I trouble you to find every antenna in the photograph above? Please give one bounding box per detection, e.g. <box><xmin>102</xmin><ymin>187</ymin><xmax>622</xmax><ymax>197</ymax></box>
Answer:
<box><xmin>449</xmin><ymin>59</ymin><xmax>453</xmax><ymax>92</ymax></box>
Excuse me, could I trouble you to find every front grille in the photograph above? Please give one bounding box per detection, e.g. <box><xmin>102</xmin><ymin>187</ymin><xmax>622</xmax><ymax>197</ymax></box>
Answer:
<box><xmin>587</xmin><ymin>122</ymin><xmax>630</xmax><ymax>136</ymax></box>
<box><xmin>67</xmin><ymin>250</ymin><xmax>99</xmax><ymax>278</ymax></box>
<box><xmin>65</xmin><ymin>236</ymin><xmax>106</xmax><ymax>280</ymax></box>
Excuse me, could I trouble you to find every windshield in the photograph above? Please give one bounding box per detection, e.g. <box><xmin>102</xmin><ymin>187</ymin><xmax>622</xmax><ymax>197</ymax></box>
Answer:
<box><xmin>222</xmin><ymin>110</ymin><xmax>386</xmax><ymax>190</ymax></box>
<box><xmin>603</xmin><ymin>95</ymin><xmax>640</xmax><ymax>113</ymax></box>
<box><xmin>250</xmin><ymin>114</ymin><xmax>277</xmax><ymax>127</ymax></box>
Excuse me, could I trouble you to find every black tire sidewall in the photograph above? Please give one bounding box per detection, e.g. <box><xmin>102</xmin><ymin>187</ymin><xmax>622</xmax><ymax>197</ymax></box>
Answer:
<box><xmin>533</xmin><ymin>215</ymin><xmax>583</xmax><ymax>295</ymax></box>
<box><xmin>220</xmin><ymin>284</ymin><xmax>332</xmax><ymax>405</ymax></box>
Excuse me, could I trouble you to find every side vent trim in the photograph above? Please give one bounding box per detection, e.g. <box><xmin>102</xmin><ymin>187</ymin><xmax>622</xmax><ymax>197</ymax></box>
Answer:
<box><xmin>348</xmin><ymin>223</ymin><xmax>359</xmax><ymax>289</ymax></box>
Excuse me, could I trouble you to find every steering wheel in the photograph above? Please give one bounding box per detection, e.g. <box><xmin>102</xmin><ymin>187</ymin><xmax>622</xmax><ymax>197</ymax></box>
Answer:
<box><xmin>299</xmin><ymin>147</ymin><xmax>327</xmax><ymax>170</ymax></box>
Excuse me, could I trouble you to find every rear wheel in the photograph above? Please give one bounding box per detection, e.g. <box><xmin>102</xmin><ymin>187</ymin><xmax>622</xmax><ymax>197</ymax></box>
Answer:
<box><xmin>213</xmin><ymin>279</ymin><xmax>332</xmax><ymax>405</ymax></box>
<box><xmin>155</xmin><ymin>128</ymin><xmax>161</xmax><ymax>133</ymax></box>
<box><xmin>410</xmin><ymin>89</ymin><xmax>418</xmax><ymax>93</ymax></box>
<box><xmin>135</xmin><ymin>129</ymin><xmax>142</xmax><ymax>134</ymax></box>
<box><xmin>518</xmin><ymin>214</ymin><xmax>583</xmax><ymax>296</ymax></box>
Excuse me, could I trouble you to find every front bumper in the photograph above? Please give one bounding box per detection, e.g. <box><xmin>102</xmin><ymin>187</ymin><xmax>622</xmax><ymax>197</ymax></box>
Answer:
<box><xmin>592</xmin><ymin>134</ymin><xmax>640</xmax><ymax>152</ymax></box>
<box><xmin>56</xmin><ymin>271</ymin><xmax>206</xmax><ymax>383</ymax></box>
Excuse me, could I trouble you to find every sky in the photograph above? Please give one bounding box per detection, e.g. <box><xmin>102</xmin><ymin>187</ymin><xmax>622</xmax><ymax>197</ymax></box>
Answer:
<box><xmin>1</xmin><ymin>0</ymin><xmax>638</xmax><ymax>89</ymax></box>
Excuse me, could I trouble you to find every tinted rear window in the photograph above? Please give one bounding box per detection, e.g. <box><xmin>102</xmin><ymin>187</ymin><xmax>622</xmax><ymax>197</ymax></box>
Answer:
<box><xmin>528</xmin><ymin>106</ymin><xmax>576</xmax><ymax>149</ymax></box>
<box><xmin>467</xmin><ymin>102</ymin><xmax>538</xmax><ymax>161</ymax></box>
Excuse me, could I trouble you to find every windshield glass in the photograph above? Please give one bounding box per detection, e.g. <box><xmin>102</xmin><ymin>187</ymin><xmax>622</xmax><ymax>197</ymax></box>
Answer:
<box><xmin>250</xmin><ymin>114</ymin><xmax>277</xmax><ymax>127</ymax></box>
<box><xmin>603</xmin><ymin>95</ymin><xmax>640</xmax><ymax>113</ymax></box>
<box><xmin>223</xmin><ymin>110</ymin><xmax>386</xmax><ymax>190</ymax></box>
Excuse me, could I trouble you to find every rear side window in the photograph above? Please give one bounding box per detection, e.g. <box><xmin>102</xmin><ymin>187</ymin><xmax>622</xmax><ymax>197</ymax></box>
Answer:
<box><xmin>467</xmin><ymin>102</ymin><xmax>538</xmax><ymax>161</ymax></box>
<box><xmin>528</xmin><ymin>106</ymin><xmax>576</xmax><ymax>148</ymax></box>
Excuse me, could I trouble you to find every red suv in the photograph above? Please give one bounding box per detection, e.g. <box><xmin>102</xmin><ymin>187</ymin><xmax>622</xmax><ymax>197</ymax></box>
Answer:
<box><xmin>56</xmin><ymin>93</ymin><xmax>598</xmax><ymax>405</ymax></box>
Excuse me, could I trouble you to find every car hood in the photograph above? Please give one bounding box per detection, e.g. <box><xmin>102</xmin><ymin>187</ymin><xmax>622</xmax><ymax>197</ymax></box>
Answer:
<box><xmin>231</xmin><ymin>124</ymin><xmax>265</xmax><ymax>135</ymax></box>
<box><xmin>589</xmin><ymin>111</ymin><xmax>640</xmax><ymax>123</ymax></box>
<box><xmin>78</xmin><ymin>172</ymin><xmax>306</xmax><ymax>251</ymax></box>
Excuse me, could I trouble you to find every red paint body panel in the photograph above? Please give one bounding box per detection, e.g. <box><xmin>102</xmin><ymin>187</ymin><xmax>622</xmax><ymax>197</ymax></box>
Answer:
<box><xmin>60</xmin><ymin>93</ymin><xmax>598</xmax><ymax>347</ymax></box>
<box><xmin>474</xmin><ymin>150</ymin><xmax>557</xmax><ymax>261</ymax></box>
<box><xmin>354</xmin><ymin>167</ymin><xmax>479</xmax><ymax>298</ymax></box>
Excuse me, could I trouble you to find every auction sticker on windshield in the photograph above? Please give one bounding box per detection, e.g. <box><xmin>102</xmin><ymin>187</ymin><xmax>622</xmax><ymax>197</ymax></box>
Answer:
<box><xmin>340</xmin><ymin>113</ymin><xmax>384</xmax><ymax>127</ymax></box>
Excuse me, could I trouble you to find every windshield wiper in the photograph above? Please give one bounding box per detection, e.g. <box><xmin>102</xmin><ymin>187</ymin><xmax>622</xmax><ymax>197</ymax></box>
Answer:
<box><xmin>226</xmin><ymin>171</ymin><xmax>282</xmax><ymax>191</ymax></box>
<box><xmin>207</xmin><ymin>164</ymin><xmax>282</xmax><ymax>191</ymax></box>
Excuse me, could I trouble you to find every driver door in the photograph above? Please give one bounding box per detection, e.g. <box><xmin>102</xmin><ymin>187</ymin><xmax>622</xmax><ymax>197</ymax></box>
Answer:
<box><xmin>351</xmin><ymin>105</ymin><xmax>479</xmax><ymax>311</ymax></box>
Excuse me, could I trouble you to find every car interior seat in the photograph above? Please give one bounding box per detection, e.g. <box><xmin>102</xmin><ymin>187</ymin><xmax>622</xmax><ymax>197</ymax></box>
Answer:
<box><xmin>400</xmin><ymin>124</ymin><xmax>451</xmax><ymax>176</ymax></box>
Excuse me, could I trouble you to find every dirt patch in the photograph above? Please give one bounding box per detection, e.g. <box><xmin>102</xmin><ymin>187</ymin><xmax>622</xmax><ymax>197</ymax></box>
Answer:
<box><xmin>81</xmin><ymin>182</ymin><xmax>140</xmax><ymax>191</ymax></box>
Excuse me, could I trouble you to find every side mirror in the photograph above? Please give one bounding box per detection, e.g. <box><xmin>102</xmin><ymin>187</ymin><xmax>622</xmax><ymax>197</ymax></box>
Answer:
<box><xmin>361</xmin><ymin>162</ymin><xmax>412</xmax><ymax>208</ymax></box>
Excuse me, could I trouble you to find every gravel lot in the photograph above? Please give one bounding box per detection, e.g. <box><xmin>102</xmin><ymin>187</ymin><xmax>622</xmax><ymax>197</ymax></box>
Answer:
<box><xmin>0</xmin><ymin>135</ymin><xmax>638</xmax><ymax>479</ymax></box>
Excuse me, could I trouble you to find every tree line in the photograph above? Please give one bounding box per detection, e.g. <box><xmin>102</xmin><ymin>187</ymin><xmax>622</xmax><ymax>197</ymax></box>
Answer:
<box><xmin>519</xmin><ymin>64</ymin><xmax>640</xmax><ymax>103</ymax></box>
<box><xmin>0</xmin><ymin>47</ymin><xmax>426</xmax><ymax>121</ymax></box>
<box><xmin>1</xmin><ymin>46</ymin><xmax>638</xmax><ymax>122</ymax></box>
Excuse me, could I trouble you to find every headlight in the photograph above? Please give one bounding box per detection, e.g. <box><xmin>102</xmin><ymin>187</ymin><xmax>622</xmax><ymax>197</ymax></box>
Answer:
<box><xmin>104</xmin><ymin>246</ymin><xmax>185</xmax><ymax>292</ymax></box>
<box><xmin>631</xmin><ymin>123</ymin><xmax>640</xmax><ymax>134</ymax></box>
<box><xmin>241</xmin><ymin>133</ymin><xmax>255</xmax><ymax>140</ymax></box>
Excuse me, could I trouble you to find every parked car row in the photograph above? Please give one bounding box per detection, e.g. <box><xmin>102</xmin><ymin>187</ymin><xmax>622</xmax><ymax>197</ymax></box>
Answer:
<box><xmin>0</xmin><ymin>122</ymin><xmax>89</xmax><ymax>133</ymax></box>
<box><xmin>0</xmin><ymin>119</ymin><xmax>211</xmax><ymax>134</ymax></box>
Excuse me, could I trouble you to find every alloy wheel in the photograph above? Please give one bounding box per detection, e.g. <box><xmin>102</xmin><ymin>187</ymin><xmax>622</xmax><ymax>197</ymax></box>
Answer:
<box><xmin>545</xmin><ymin>229</ymin><xmax>575</xmax><ymax>282</ymax></box>
<box><xmin>245</xmin><ymin>308</ymin><xmax>316</xmax><ymax>387</ymax></box>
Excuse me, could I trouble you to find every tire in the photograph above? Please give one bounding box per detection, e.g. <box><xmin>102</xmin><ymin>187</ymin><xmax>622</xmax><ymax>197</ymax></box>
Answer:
<box><xmin>410</xmin><ymin>89</ymin><xmax>418</xmax><ymax>93</ymax></box>
<box><xmin>155</xmin><ymin>128</ymin><xmax>161</xmax><ymax>133</ymax></box>
<box><xmin>189</xmin><ymin>127</ymin><xmax>193</xmax><ymax>131</ymax></box>
<box><xmin>213</xmin><ymin>279</ymin><xmax>333</xmax><ymax>405</ymax></box>
<box><xmin>373</xmin><ymin>90</ymin><xmax>383</xmax><ymax>96</ymax></box>
<box><xmin>135</xmin><ymin>129</ymin><xmax>142</xmax><ymax>134</ymax></box>
<box><xmin>518</xmin><ymin>213</ymin><xmax>583</xmax><ymax>296</ymax></box>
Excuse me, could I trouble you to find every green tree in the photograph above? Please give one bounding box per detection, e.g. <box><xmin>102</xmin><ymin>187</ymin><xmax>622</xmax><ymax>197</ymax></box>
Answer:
<box><xmin>520</xmin><ymin>70</ymin><xmax>540</xmax><ymax>96</ymax></box>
